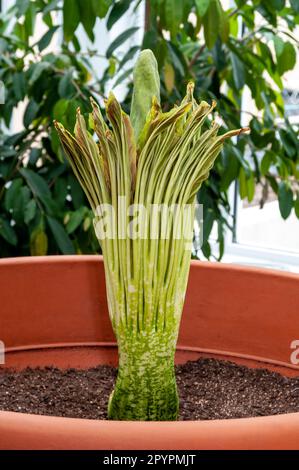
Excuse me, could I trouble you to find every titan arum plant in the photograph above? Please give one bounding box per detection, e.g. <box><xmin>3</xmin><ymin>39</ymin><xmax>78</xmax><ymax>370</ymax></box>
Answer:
<box><xmin>55</xmin><ymin>50</ymin><xmax>248</xmax><ymax>421</ymax></box>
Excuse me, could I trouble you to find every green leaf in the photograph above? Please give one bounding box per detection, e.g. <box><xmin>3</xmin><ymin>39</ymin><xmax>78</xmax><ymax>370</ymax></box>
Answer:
<box><xmin>25</xmin><ymin>199</ymin><xmax>37</xmax><ymax>225</ymax></box>
<box><xmin>37</xmin><ymin>26</ymin><xmax>59</xmax><ymax>52</ymax></box>
<box><xmin>15</xmin><ymin>0</ymin><xmax>30</xmax><ymax>16</ymax></box>
<box><xmin>43</xmin><ymin>0</ymin><xmax>60</xmax><ymax>15</ymax></box>
<box><xmin>268</xmin><ymin>0</ymin><xmax>285</xmax><ymax>10</ymax></box>
<box><xmin>29</xmin><ymin>62</ymin><xmax>51</xmax><ymax>85</ymax></box>
<box><xmin>92</xmin><ymin>0</ymin><xmax>112</xmax><ymax>18</ymax></box>
<box><xmin>53</xmin><ymin>98</ymin><xmax>69</xmax><ymax>123</ymax></box>
<box><xmin>29</xmin><ymin>148</ymin><xmax>41</xmax><ymax>166</ymax></box>
<box><xmin>58</xmin><ymin>71</ymin><xmax>76</xmax><ymax>98</ymax></box>
<box><xmin>278</xmin><ymin>182</ymin><xmax>293</xmax><ymax>219</ymax></box>
<box><xmin>66</xmin><ymin>208</ymin><xmax>85</xmax><ymax>234</ymax></box>
<box><xmin>68</xmin><ymin>174</ymin><xmax>85</xmax><ymax>209</ymax></box>
<box><xmin>203</xmin><ymin>0</ymin><xmax>222</xmax><ymax>50</ymax></box>
<box><xmin>63</xmin><ymin>0</ymin><xmax>80</xmax><ymax>41</ymax></box>
<box><xmin>279</xmin><ymin>129</ymin><xmax>297</xmax><ymax>158</ymax></box>
<box><xmin>78</xmin><ymin>0</ymin><xmax>96</xmax><ymax>42</ymax></box>
<box><xmin>19</xmin><ymin>168</ymin><xmax>51</xmax><ymax>204</ymax></box>
<box><xmin>4</xmin><ymin>179</ymin><xmax>23</xmax><ymax>212</ymax></box>
<box><xmin>113</xmin><ymin>67</ymin><xmax>133</xmax><ymax>87</ymax></box>
<box><xmin>275</xmin><ymin>40</ymin><xmax>296</xmax><ymax>75</ymax></box>
<box><xmin>0</xmin><ymin>217</ymin><xmax>17</xmax><ymax>246</ymax></box>
<box><xmin>24</xmin><ymin>3</ymin><xmax>36</xmax><ymax>38</ymax></box>
<box><xmin>195</xmin><ymin>0</ymin><xmax>210</xmax><ymax>17</ymax></box>
<box><xmin>230</xmin><ymin>52</ymin><xmax>245</xmax><ymax>89</ymax></box>
<box><xmin>106</xmin><ymin>27</ymin><xmax>139</xmax><ymax>57</ymax></box>
<box><xmin>290</xmin><ymin>0</ymin><xmax>299</xmax><ymax>13</ymax></box>
<box><xmin>108</xmin><ymin>57</ymin><xmax>117</xmax><ymax>76</ymax></box>
<box><xmin>107</xmin><ymin>0</ymin><xmax>131</xmax><ymax>30</ymax></box>
<box><xmin>261</xmin><ymin>151</ymin><xmax>274</xmax><ymax>176</ymax></box>
<box><xmin>246</xmin><ymin>173</ymin><xmax>255</xmax><ymax>202</ymax></box>
<box><xmin>164</xmin><ymin>62</ymin><xmax>175</xmax><ymax>93</ymax></box>
<box><xmin>165</xmin><ymin>0</ymin><xmax>184</xmax><ymax>37</ymax></box>
<box><xmin>12</xmin><ymin>73</ymin><xmax>26</xmax><ymax>101</ymax></box>
<box><xmin>47</xmin><ymin>216</ymin><xmax>76</xmax><ymax>254</ymax></box>
<box><xmin>23</xmin><ymin>100</ymin><xmax>39</xmax><ymax>128</ymax></box>
<box><xmin>294</xmin><ymin>194</ymin><xmax>299</xmax><ymax>218</ymax></box>
<box><xmin>239</xmin><ymin>167</ymin><xmax>247</xmax><ymax>199</ymax></box>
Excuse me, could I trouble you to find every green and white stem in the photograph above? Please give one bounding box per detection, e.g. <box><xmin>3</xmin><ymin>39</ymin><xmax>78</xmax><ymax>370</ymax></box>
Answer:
<box><xmin>55</xmin><ymin>50</ymin><xmax>249</xmax><ymax>421</ymax></box>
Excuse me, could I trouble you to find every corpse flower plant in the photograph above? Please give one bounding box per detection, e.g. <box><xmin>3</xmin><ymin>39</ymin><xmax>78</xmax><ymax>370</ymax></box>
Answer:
<box><xmin>55</xmin><ymin>50</ymin><xmax>248</xmax><ymax>421</ymax></box>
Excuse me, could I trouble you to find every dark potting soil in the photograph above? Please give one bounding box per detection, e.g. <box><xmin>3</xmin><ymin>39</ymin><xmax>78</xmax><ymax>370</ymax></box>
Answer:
<box><xmin>0</xmin><ymin>358</ymin><xmax>299</xmax><ymax>420</ymax></box>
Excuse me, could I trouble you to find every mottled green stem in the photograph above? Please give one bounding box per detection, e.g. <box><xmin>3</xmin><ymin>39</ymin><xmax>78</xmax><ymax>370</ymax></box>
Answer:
<box><xmin>108</xmin><ymin>330</ymin><xmax>179</xmax><ymax>420</ymax></box>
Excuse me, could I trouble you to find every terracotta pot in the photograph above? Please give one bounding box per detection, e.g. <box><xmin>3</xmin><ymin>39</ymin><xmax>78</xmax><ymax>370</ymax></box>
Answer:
<box><xmin>0</xmin><ymin>255</ymin><xmax>299</xmax><ymax>450</ymax></box>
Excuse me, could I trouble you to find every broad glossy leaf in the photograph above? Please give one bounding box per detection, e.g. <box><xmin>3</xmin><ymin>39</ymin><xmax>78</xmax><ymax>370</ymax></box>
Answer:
<box><xmin>278</xmin><ymin>182</ymin><xmax>293</xmax><ymax>219</ymax></box>
<box><xmin>295</xmin><ymin>194</ymin><xmax>299</xmax><ymax>218</ymax></box>
<box><xmin>195</xmin><ymin>0</ymin><xmax>210</xmax><ymax>17</ymax></box>
<box><xmin>63</xmin><ymin>0</ymin><xmax>80</xmax><ymax>41</ymax></box>
<box><xmin>78</xmin><ymin>0</ymin><xmax>96</xmax><ymax>42</ymax></box>
<box><xmin>203</xmin><ymin>0</ymin><xmax>222</xmax><ymax>50</ymax></box>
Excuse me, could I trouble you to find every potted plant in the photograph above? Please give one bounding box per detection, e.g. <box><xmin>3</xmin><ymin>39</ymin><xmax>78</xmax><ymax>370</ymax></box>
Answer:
<box><xmin>54</xmin><ymin>50</ymin><xmax>248</xmax><ymax>421</ymax></box>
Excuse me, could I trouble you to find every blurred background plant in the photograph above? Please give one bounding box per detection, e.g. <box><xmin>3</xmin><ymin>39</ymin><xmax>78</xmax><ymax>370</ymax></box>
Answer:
<box><xmin>0</xmin><ymin>0</ymin><xmax>298</xmax><ymax>258</ymax></box>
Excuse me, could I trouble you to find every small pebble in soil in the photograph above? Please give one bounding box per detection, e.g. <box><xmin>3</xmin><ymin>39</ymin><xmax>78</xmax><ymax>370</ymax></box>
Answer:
<box><xmin>0</xmin><ymin>358</ymin><xmax>299</xmax><ymax>421</ymax></box>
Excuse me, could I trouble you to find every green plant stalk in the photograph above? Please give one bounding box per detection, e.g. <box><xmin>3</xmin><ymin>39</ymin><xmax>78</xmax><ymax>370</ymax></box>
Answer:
<box><xmin>55</xmin><ymin>50</ymin><xmax>249</xmax><ymax>421</ymax></box>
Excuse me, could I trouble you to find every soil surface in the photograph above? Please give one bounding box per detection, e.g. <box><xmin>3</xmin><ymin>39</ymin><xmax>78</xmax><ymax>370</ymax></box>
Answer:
<box><xmin>1</xmin><ymin>358</ymin><xmax>299</xmax><ymax>420</ymax></box>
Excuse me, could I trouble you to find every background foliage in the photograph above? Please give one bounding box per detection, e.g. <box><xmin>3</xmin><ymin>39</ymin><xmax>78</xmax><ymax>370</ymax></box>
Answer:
<box><xmin>0</xmin><ymin>0</ymin><xmax>298</xmax><ymax>257</ymax></box>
